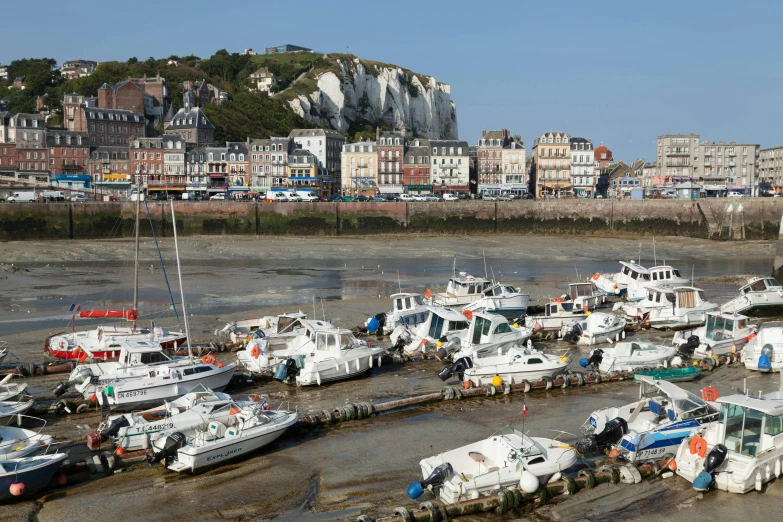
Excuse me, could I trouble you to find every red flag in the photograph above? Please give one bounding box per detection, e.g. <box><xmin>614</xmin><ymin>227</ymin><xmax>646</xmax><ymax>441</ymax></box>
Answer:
<box><xmin>522</xmin><ymin>400</ymin><xmax>528</xmax><ymax>417</ymax></box>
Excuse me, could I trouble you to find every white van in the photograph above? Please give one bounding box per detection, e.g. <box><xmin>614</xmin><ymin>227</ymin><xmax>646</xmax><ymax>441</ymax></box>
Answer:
<box><xmin>442</xmin><ymin>193</ymin><xmax>459</xmax><ymax>201</ymax></box>
<box><xmin>399</xmin><ymin>194</ymin><xmax>415</xmax><ymax>202</ymax></box>
<box><xmin>7</xmin><ymin>192</ymin><xmax>36</xmax><ymax>203</ymax></box>
<box><xmin>298</xmin><ymin>192</ymin><xmax>318</xmax><ymax>202</ymax></box>
<box><xmin>128</xmin><ymin>192</ymin><xmax>145</xmax><ymax>202</ymax></box>
<box><xmin>286</xmin><ymin>191</ymin><xmax>303</xmax><ymax>202</ymax></box>
<box><xmin>268</xmin><ymin>192</ymin><xmax>289</xmax><ymax>202</ymax></box>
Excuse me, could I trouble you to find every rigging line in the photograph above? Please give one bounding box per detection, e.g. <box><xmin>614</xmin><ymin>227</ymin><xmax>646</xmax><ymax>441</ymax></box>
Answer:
<box><xmin>144</xmin><ymin>198</ymin><xmax>180</xmax><ymax>326</ymax></box>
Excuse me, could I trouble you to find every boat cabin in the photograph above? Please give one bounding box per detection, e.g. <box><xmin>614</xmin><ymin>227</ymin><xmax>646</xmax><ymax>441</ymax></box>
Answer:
<box><xmin>648</xmin><ymin>266</ymin><xmax>683</xmax><ymax>285</ymax></box>
<box><xmin>274</xmin><ymin>313</ymin><xmax>309</xmax><ymax>335</ymax></box>
<box><xmin>636</xmin><ymin>376</ymin><xmax>717</xmax><ymax>422</ymax></box>
<box><xmin>482</xmin><ymin>284</ymin><xmax>520</xmax><ymax>298</ymax></box>
<box><xmin>544</xmin><ymin>301</ymin><xmax>581</xmax><ymax>317</ymax></box>
<box><xmin>391</xmin><ymin>293</ymin><xmax>425</xmax><ymax>313</ymax></box>
<box><xmin>444</xmin><ymin>272</ymin><xmax>491</xmax><ymax>298</ymax></box>
<box><xmin>619</xmin><ymin>261</ymin><xmax>650</xmax><ymax>283</ymax></box>
<box><xmin>424</xmin><ymin>307</ymin><xmax>469</xmax><ymax>340</ymax></box>
<box><xmin>645</xmin><ymin>286</ymin><xmax>707</xmax><ymax>310</ymax></box>
<box><xmin>614</xmin><ymin>341</ymin><xmax>664</xmax><ymax>359</ymax></box>
<box><xmin>704</xmin><ymin>312</ymin><xmax>749</xmax><ymax>342</ymax></box>
<box><xmin>714</xmin><ymin>395</ymin><xmax>783</xmax><ymax>456</ymax></box>
<box><xmin>314</xmin><ymin>329</ymin><xmax>361</xmax><ymax>357</ymax></box>
<box><xmin>740</xmin><ymin>277</ymin><xmax>782</xmax><ymax>295</ymax></box>
<box><xmin>570</xmin><ymin>282</ymin><xmax>598</xmax><ymax>300</ymax></box>
<box><xmin>466</xmin><ymin>313</ymin><xmax>517</xmax><ymax>346</ymax></box>
<box><xmin>119</xmin><ymin>340</ymin><xmax>174</xmax><ymax>367</ymax></box>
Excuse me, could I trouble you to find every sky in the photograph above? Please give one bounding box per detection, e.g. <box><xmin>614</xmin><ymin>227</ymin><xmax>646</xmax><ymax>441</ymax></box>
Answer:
<box><xmin>2</xmin><ymin>0</ymin><xmax>781</xmax><ymax>161</ymax></box>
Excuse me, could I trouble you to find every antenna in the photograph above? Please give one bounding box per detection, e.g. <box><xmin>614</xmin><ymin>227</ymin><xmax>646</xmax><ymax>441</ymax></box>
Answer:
<box><xmin>321</xmin><ymin>298</ymin><xmax>326</xmax><ymax>322</ymax></box>
<box><xmin>483</xmin><ymin>249</ymin><xmax>488</xmax><ymax>280</ymax></box>
<box><xmin>691</xmin><ymin>265</ymin><xmax>694</xmax><ymax>287</ymax></box>
<box><xmin>453</xmin><ymin>257</ymin><xmax>457</xmax><ymax>277</ymax></box>
<box><xmin>638</xmin><ymin>242</ymin><xmax>642</xmax><ymax>265</ymax></box>
<box><xmin>653</xmin><ymin>237</ymin><xmax>657</xmax><ymax>266</ymax></box>
<box><xmin>397</xmin><ymin>270</ymin><xmax>402</xmax><ymax>294</ymax></box>
<box><xmin>313</xmin><ymin>294</ymin><xmax>316</xmax><ymax>320</ymax></box>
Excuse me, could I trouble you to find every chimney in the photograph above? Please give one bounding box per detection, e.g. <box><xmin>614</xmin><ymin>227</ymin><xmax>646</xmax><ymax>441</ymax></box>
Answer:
<box><xmin>376</xmin><ymin>126</ymin><xmax>380</xmax><ymax>142</ymax></box>
<box><xmin>482</xmin><ymin>129</ymin><xmax>486</xmax><ymax>138</ymax></box>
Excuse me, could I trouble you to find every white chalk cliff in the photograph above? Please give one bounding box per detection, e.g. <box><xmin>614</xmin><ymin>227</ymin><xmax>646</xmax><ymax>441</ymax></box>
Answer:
<box><xmin>285</xmin><ymin>57</ymin><xmax>458</xmax><ymax>139</ymax></box>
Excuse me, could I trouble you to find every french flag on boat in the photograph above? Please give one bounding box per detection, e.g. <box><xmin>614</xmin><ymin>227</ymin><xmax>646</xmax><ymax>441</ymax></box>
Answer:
<box><xmin>68</xmin><ymin>304</ymin><xmax>81</xmax><ymax>312</ymax></box>
<box><xmin>522</xmin><ymin>400</ymin><xmax>528</xmax><ymax>417</ymax></box>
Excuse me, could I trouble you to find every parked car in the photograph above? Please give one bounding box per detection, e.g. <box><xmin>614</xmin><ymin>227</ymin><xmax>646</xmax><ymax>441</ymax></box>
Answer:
<box><xmin>481</xmin><ymin>194</ymin><xmax>498</xmax><ymax>201</ymax></box>
<box><xmin>442</xmin><ymin>193</ymin><xmax>459</xmax><ymax>201</ymax></box>
<box><xmin>385</xmin><ymin>194</ymin><xmax>402</xmax><ymax>202</ymax></box>
<box><xmin>287</xmin><ymin>192</ymin><xmax>303</xmax><ymax>202</ymax></box>
<box><xmin>342</xmin><ymin>196</ymin><xmax>356</xmax><ymax>202</ymax></box>
<box><xmin>496</xmin><ymin>194</ymin><xmax>514</xmax><ymax>201</ymax></box>
<box><xmin>399</xmin><ymin>194</ymin><xmax>415</xmax><ymax>202</ymax></box>
<box><xmin>372</xmin><ymin>196</ymin><xmax>385</xmax><ymax>202</ymax></box>
<box><xmin>328</xmin><ymin>194</ymin><xmax>344</xmax><ymax>202</ymax></box>
<box><xmin>299</xmin><ymin>193</ymin><xmax>319</xmax><ymax>202</ymax></box>
<box><xmin>209</xmin><ymin>193</ymin><xmax>227</xmax><ymax>201</ymax></box>
<box><xmin>317</xmin><ymin>194</ymin><xmax>328</xmax><ymax>202</ymax></box>
<box><xmin>71</xmin><ymin>194</ymin><xmax>87</xmax><ymax>203</ymax></box>
<box><xmin>356</xmin><ymin>195</ymin><xmax>371</xmax><ymax>202</ymax></box>
<box><xmin>422</xmin><ymin>194</ymin><xmax>441</xmax><ymax>202</ymax></box>
<box><xmin>267</xmin><ymin>192</ymin><xmax>289</xmax><ymax>202</ymax></box>
<box><xmin>727</xmin><ymin>191</ymin><xmax>745</xmax><ymax>198</ymax></box>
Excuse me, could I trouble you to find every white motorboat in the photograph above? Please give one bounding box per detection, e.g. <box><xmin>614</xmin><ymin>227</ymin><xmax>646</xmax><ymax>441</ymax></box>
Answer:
<box><xmin>626</xmin><ymin>265</ymin><xmax>689</xmax><ymax>302</ymax></box>
<box><xmin>673</xmin><ymin>312</ymin><xmax>756</xmax><ymax>358</ymax></box>
<box><xmin>272</xmin><ymin>328</ymin><xmax>384</xmax><ymax>386</ymax></box>
<box><xmin>568</xmin><ymin>282</ymin><xmax>606</xmax><ymax>311</ymax></box>
<box><xmin>614</xmin><ymin>286</ymin><xmax>718</xmax><ymax>330</ymax></box>
<box><xmin>720</xmin><ymin>277</ymin><xmax>783</xmax><ymax>317</ymax></box>
<box><xmin>0</xmin><ymin>417</ymin><xmax>54</xmax><ymax>459</ymax></box>
<box><xmin>0</xmin><ymin>375</ymin><xmax>27</xmax><ymax>402</ymax></box>
<box><xmin>524</xmin><ymin>299</ymin><xmax>587</xmax><ymax>332</ymax></box>
<box><xmin>389</xmin><ymin>306</ymin><xmax>470</xmax><ymax>356</ymax></box>
<box><xmin>215</xmin><ymin>312</ymin><xmax>307</xmax><ymax>344</ymax></box>
<box><xmin>674</xmin><ymin>377</ymin><xmax>783</xmax><ymax>493</ymax></box>
<box><xmin>375</xmin><ymin>293</ymin><xmax>428</xmax><ymax>335</ymax></box>
<box><xmin>93</xmin><ymin>385</ymin><xmax>266</xmax><ymax>451</ymax></box>
<box><xmin>0</xmin><ymin>342</ymin><xmax>8</xmax><ymax>365</ymax></box>
<box><xmin>61</xmin><ymin>341</ymin><xmax>236</xmax><ymax>411</ymax></box>
<box><xmin>462</xmin><ymin>283</ymin><xmax>529</xmax><ymax>320</ymax></box>
<box><xmin>561</xmin><ymin>312</ymin><xmax>627</xmax><ymax>346</ymax></box>
<box><xmin>0</xmin><ymin>395</ymin><xmax>34</xmax><ymax>422</ymax></box>
<box><xmin>47</xmin><ymin>324</ymin><xmax>187</xmax><ymax>361</ymax></box>
<box><xmin>592</xmin><ymin>261</ymin><xmax>649</xmax><ymax>297</ymax></box>
<box><xmin>443</xmin><ymin>312</ymin><xmax>532</xmax><ymax>362</ymax></box>
<box><xmin>577</xmin><ymin>376</ymin><xmax>719</xmax><ymax>462</ymax></box>
<box><xmin>148</xmin><ymin>403</ymin><xmax>298</xmax><ymax>473</ymax></box>
<box><xmin>583</xmin><ymin>341</ymin><xmax>677</xmax><ymax>373</ymax></box>
<box><xmin>743</xmin><ymin>321</ymin><xmax>783</xmax><ymax>372</ymax></box>
<box><xmin>236</xmin><ymin>318</ymin><xmax>335</xmax><ymax>373</ymax></box>
<box><xmin>427</xmin><ymin>271</ymin><xmax>492</xmax><ymax>308</ymax></box>
<box><xmin>441</xmin><ymin>343</ymin><xmax>570</xmax><ymax>387</ymax></box>
<box><xmin>407</xmin><ymin>425</ymin><xmax>577</xmax><ymax>504</ymax></box>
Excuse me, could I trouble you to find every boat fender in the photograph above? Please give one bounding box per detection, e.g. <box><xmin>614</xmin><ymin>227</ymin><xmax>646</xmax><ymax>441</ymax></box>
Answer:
<box><xmin>755</xmin><ymin>471</ymin><xmax>763</xmax><ymax>492</ymax></box>
<box><xmin>9</xmin><ymin>482</ymin><xmax>24</xmax><ymax>496</ymax></box>
<box><xmin>702</xmin><ymin>386</ymin><xmax>719</xmax><ymax>402</ymax></box>
<box><xmin>577</xmin><ymin>469</ymin><xmax>597</xmax><ymax>489</ymax></box>
<box><xmin>543</xmin><ymin>376</ymin><xmax>553</xmax><ymax>390</ymax></box>
<box><xmin>520</xmin><ymin>379</ymin><xmax>531</xmax><ymax>393</ymax></box>
<box><xmin>776</xmin><ymin>459</ymin><xmax>782</xmax><ymax>478</ymax></box>
<box><xmin>519</xmin><ymin>469</ymin><xmax>539</xmax><ymax>494</ymax></box>
<box><xmin>250</xmin><ymin>346</ymin><xmax>260</xmax><ymax>359</ymax></box>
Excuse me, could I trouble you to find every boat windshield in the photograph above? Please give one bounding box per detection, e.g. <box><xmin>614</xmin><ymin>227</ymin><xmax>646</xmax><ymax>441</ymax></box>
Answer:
<box><xmin>720</xmin><ymin>403</ymin><xmax>764</xmax><ymax>456</ymax></box>
<box><xmin>706</xmin><ymin>315</ymin><xmax>734</xmax><ymax>341</ymax></box>
<box><xmin>491</xmin><ymin>426</ymin><xmax>542</xmax><ymax>457</ymax></box>
<box><xmin>674</xmin><ymin>395</ymin><xmax>714</xmax><ymax>420</ymax></box>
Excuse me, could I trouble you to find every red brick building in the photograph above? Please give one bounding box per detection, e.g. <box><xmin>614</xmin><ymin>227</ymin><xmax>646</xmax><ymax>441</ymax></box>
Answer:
<box><xmin>88</xmin><ymin>146</ymin><xmax>131</xmax><ymax>183</ymax></box>
<box><xmin>15</xmin><ymin>146</ymin><xmax>47</xmax><ymax>172</ymax></box>
<box><xmin>98</xmin><ymin>81</ymin><xmax>145</xmax><ymax>114</ymax></box>
<box><xmin>131</xmin><ymin>137</ymin><xmax>165</xmax><ymax>184</ymax></box>
<box><xmin>47</xmin><ymin>129</ymin><xmax>89</xmax><ymax>174</ymax></box>
<box><xmin>0</xmin><ymin>143</ymin><xmax>16</xmax><ymax>170</ymax></box>
<box><xmin>403</xmin><ymin>139</ymin><xmax>431</xmax><ymax>194</ymax></box>
<box><xmin>376</xmin><ymin>128</ymin><xmax>405</xmax><ymax>193</ymax></box>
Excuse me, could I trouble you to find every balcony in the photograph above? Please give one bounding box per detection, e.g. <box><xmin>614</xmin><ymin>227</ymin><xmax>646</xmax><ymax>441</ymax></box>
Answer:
<box><xmin>668</xmin><ymin>150</ymin><xmax>690</xmax><ymax>156</ymax></box>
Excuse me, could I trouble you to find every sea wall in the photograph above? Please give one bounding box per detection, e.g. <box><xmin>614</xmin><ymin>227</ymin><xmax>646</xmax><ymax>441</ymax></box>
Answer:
<box><xmin>1</xmin><ymin>198</ymin><xmax>781</xmax><ymax>241</ymax></box>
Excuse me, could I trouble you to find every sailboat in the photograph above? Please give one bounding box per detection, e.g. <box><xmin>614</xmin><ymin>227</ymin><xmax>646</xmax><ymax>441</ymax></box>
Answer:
<box><xmin>45</xmin><ymin>180</ymin><xmax>186</xmax><ymax>361</ymax></box>
<box><xmin>55</xmin><ymin>201</ymin><xmax>236</xmax><ymax>410</ymax></box>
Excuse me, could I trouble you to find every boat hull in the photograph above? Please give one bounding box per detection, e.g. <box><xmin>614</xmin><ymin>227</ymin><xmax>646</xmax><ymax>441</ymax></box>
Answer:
<box><xmin>0</xmin><ymin>455</ymin><xmax>66</xmax><ymax>501</ymax></box>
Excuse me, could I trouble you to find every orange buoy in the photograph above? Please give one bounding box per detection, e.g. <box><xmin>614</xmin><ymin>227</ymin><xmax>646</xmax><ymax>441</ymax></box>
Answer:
<box><xmin>57</xmin><ymin>474</ymin><xmax>67</xmax><ymax>486</ymax></box>
<box><xmin>464</xmin><ymin>380</ymin><xmax>472</xmax><ymax>389</ymax></box>
<box><xmin>462</xmin><ymin>309</ymin><xmax>473</xmax><ymax>321</ymax></box>
<box><xmin>229</xmin><ymin>408</ymin><xmax>240</xmax><ymax>415</ymax></box>
<box><xmin>250</xmin><ymin>346</ymin><xmax>261</xmax><ymax>359</ymax></box>
<box><xmin>425</xmin><ymin>289</ymin><xmax>432</xmax><ymax>299</ymax></box>
<box><xmin>90</xmin><ymin>394</ymin><xmax>97</xmax><ymax>403</ymax></box>
<box><xmin>217</xmin><ymin>362</ymin><xmax>225</xmax><ymax>368</ymax></box>
<box><xmin>689</xmin><ymin>436</ymin><xmax>708</xmax><ymax>457</ymax></box>
<box><xmin>583</xmin><ymin>305</ymin><xmax>589</xmax><ymax>311</ymax></box>
<box><xmin>702</xmin><ymin>386</ymin><xmax>719</xmax><ymax>402</ymax></box>
<box><xmin>9</xmin><ymin>482</ymin><xmax>24</xmax><ymax>496</ymax></box>
<box><xmin>115</xmin><ymin>447</ymin><xmax>125</xmax><ymax>456</ymax></box>
<box><xmin>608</xmin><ymin>449</ymin><xmax>620</xmax><ymax>458</ymax></box>
<box><xmin>668</xmin><ymin>459</ymin><xmax>677</xmax><ymax>471</ymax></box>
<box><xmin>592</xmin><ymin>273</ymin><xmax>600</xmax><ymax>281</ymax></box>
<box><xmin>202</xmin><ymin>354</ymin><xmax>216</xmax><ymax>365</ymax></box>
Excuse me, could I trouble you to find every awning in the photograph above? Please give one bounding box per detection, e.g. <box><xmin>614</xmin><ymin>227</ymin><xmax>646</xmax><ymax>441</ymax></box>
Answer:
<box><xmin>228</xmin><ymin>187</ymin><xmax>250</xmax><ymax>192</ymax></box>
<box><xmin>540</xmin><ymin>182</ymin><xmax>572</xmax><ymax>189</ymax></box>
<box><xmin>378</xmin><ymin>184</ymin><xmax>404</xmax><ymax>194</ymax></box>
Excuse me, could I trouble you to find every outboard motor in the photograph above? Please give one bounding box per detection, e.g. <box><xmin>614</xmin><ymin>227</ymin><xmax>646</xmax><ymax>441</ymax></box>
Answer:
<box><xmin>69</xmin><ymin>366</ymin><xmax>94</xmax><ymax>384</ymax></box>
<box><xmin>407</xmin><ymin>462</ymin><xmax>453</xmax><ymax>499</ymax></box>
<box><xmin>588</xmin><ymin>417</ymin><xmax>628</xmax><ymax>452</ymax></box>
<box><xmin>436</xmin><ymin>338</ymin><xmax>462</xmax><ymax>361</ymax></box>
<box><xmin>678</xmin><ymin>335</ymin><xmax>700</xmax><ymax>358</ymax></box>
<box><xmin>759</xmin><ymin>344</ymin><xmax>774</xmax><ymax>371</ymax></box>
<box><xmin>562</xmin><ymin>323</ymin><xmax>583</xmax><ymax>344</ymax></box>
<box><xmin>391</xmin><ymin>330</ymin><xmax>412</xmax><ymax>354</ymax></box>
<box><xmin>273</xmin><ymin>358</ymin><xmax>300</xmax><ymax>383</ymax></box>
<box><xmin>586</xmin><ymin>348</ymin><xmax>604</xmax><ymax>369</ymax></box>
<box><xmin>438</xmin><ymin>357</ymin><xmax>473</xmax><ymax>381</ymax></box>
<box><xmin>99</xmin><ymin>416</ymin><xmax>130</xmax><ymax>442</ymax></box>
<box><xmin>693</xmin><ymin>443</ymin><xmax>728</xmax><ymax>491</ymax></box>
<box><xmin>52</xmin><ymin>382</ymin><xmax>69</xmax><ymax>397</ymax></box>
<box><xmin>146</xmin><ymin>432</ymin><xmax>187</xmax><ymax>465</ymax></box>
<box><xmin>374</xmin><ymin>313</ymin><xmax>386</xmax><ymax>334</ymax></box>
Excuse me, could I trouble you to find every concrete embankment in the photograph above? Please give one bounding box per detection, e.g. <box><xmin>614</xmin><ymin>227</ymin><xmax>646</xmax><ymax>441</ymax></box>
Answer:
<box><xmin>1</xmin><ymin>198</ymin><xmax>781</xmax><ymax>240</ymax></box>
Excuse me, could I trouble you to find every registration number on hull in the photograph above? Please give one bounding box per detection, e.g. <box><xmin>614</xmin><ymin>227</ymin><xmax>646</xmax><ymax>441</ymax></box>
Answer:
<box><xmin>116</xmin><ymin>390</ymin><xmax>148</xmax><ymax>399</ymax></box>
<box><xmin>637</xmin><ymin>446</ymin><xmax>671</xmax><ymax>460</ymax></box>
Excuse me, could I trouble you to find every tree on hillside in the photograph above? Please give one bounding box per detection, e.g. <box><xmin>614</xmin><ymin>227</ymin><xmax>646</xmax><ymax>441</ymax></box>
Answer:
<box><xmin>128</xmin><ymin>57</ymin><xmax>138</xmax><ymax>64</ymax></box>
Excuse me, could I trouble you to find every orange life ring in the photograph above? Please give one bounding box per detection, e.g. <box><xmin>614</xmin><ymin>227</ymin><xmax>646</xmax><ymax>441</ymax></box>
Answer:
<box><xmin>702</xmin><ymin>386</ymin><xmax>719</xmax><ymax>402</ymax></box>
<box><xmin>592</xmin><ymin>273</ymin><xmax>600</xmax><ymax>281</ymax></box>
<box><xmin>73</xmin><ymin>347</ymin><xmax>82</xmax><ymax>358</ymax></box>
<box><xmin>202</xmin><ymin>354</ymin><xmax>216</xmax><ymax>365</ymax></box>
<box><xmin>78</xmin><ymin>351</ymin><xmax>88</xmax><ymax>363</ymax></box>
<box><xmin>689</xmin><ymin>436</ymin><xmax>708</xmax><ymax>457</ymax></box>
<box><xmin>250</xmin><ymin>346</ymin><xmax>260</xmax><ymax>359</ymax></box>
<box><xmin>462</xmin><ymin>309</ymin><xmax>473</xmax><ymax>321</ymax></box>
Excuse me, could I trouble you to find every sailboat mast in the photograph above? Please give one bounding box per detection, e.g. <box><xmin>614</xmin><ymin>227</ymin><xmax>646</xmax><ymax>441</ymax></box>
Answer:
<box><xmin>132</xmin><ymin>176</ymin><xmax>141</xmax><ymax>314</ymax></box>
<box><xmin>170</xmin><ymin>201</ymin><xmax>192</xmax><ymax>360</ymax></box>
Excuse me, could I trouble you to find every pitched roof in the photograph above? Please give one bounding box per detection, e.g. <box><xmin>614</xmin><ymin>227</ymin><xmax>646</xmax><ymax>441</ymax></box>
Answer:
<box><xmin>288</xmin><ymin>128</ymin><xmax>344</xmax><ymax>139</ymax></box>
<box><xmin>166</xmin><ymin>106</ymin><xmax>214</xmax><ymax>130</ymax></box>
